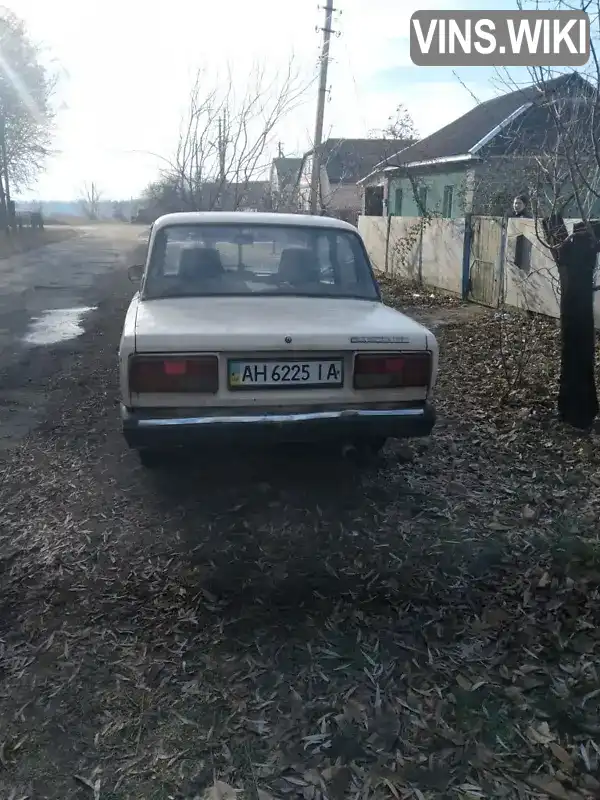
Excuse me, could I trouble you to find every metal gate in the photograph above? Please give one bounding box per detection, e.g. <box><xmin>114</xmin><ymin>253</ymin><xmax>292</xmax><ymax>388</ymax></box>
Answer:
<box><xmin>469</xmin><ymin>216</ymin><xmax>505</xmax><ymax>307</ymax></box>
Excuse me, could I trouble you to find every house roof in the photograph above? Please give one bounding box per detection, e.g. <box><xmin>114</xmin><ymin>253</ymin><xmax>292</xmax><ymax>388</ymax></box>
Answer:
<box><xmin>305</xmin><ymin>138</ymin><xmax>415</xmax><ymax>183</ymax></box>
<box><xmin>365</xmin><ymin>72</ymin><xmax>593</xmax><ymax>176</ymax></box>
<box><xmin>272</xmin><ymin>157</ymin><xmax>302</xmax><ymax>190</ymax></box>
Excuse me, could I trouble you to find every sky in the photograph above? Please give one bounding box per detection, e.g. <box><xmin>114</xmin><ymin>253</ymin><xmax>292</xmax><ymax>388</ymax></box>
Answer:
<box><xmin>8</xmin><ymin>0</ymin><xmax>526</xmax><ymax>201</ymax></box>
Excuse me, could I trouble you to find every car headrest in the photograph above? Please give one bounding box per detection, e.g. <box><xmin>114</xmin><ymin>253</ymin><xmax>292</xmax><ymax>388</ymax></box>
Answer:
<box><xmin>277</xmin><ymin>247</ymin><xmax>320</xmax><ymax>284</ymax></box>
<box><xmin>179</xmin><ymin>247</ymin><xmax>224</xmax><ymax>281</ymax></box>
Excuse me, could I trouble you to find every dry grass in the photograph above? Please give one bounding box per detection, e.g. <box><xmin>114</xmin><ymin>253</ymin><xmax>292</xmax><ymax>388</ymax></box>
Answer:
<box><xmin>0</xmin><ymin>226</ymin><xmax>78</xmax><ymax>260</ymax></box>
<box><xmin>0</xmin><ymin>273</ymin><xmax>599</xmax><ymax>799</ymax></box>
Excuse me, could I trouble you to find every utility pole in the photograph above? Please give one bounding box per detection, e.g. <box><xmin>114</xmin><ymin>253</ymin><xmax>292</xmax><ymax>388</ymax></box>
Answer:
<box><xmin>218</xmin><ymin>114</ymin><xmax>226</xmax><ymax>183</ymax></box>
<box><xmin>309</xmin><ymin>0</ymin><xmax>336</xmax><ymax>215</ymax></box>
<box><xmin>217</xmin><ymin>112</ymin><xmax>227</xmax><ymax>210</ymax></box>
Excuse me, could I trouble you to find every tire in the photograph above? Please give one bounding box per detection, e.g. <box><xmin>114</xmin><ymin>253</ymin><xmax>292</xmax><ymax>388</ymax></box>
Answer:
<box><xmin>138</xmin><ymin>449</ymin><xmax>166</xmax><ymax>469</ymax></box>
<box><xmin>350</xmin><ymin>437</ymin><xmax>387</xmax><ymax>457</ymax></box>
<box><xmin>363</xmin><ymin>437</ymin><xmax>387</xmax><ymax>456</ymax></box>
<box><xmin>341</xmin><ymin>437</ymin><xmax>388</xmax><ymax>466</ymax></box>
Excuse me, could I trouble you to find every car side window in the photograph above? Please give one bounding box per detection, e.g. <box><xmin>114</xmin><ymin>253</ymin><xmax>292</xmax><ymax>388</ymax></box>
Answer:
<box><xmin>337</xmin><ymin>234</ymin><xmax>354</xmax><ymax>264</ymax></box>
<box><xmin>334</xmin><ymin>234</ymin><xmax>363</xmax><ymax>286</ymax></box>
<box><xmin>164</xmin><ymin>242</ymin><xmax>182</xmax><ymax>274</ymax></box>
<box><xmin>316</xmin><ymin>236</ymin><xmax>334</xmax><ymax>282</ymax></box>
<box><xmin>313</xmin><ymin>233</ymin><xmax>364</xmax><ymax>287</ymax></box>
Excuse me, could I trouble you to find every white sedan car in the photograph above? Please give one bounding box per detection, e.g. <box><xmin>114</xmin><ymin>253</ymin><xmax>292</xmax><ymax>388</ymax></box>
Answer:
<box><xmin>119</xmin><ymin>212</ymin><xmax>438</xmax><ymax>468</ymax></box>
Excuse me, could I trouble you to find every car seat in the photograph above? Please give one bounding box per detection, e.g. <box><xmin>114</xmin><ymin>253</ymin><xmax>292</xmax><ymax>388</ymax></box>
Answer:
<box><xmin>179</xmin><ymin>247</ymin><xmax>224</xmax><ymax>282</ymax></box>
<box><xmin>277</xmin><ymin>247</ymin><xmax>320</xmax><ymax>285</ymax></box>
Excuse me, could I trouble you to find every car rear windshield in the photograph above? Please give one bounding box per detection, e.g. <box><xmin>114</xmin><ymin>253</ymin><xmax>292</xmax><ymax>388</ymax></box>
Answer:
<box><xmin>142</xmin><ymin>223</ymin><xmax>379</xmax><ymax>300</ymax></box>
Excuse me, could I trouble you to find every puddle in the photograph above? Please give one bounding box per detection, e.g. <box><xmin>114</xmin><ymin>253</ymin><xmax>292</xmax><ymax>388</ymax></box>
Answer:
<box><xmin>23</xmin><ymin>306</ymin><xmax>96</xmax><ymax>346</ymax></box>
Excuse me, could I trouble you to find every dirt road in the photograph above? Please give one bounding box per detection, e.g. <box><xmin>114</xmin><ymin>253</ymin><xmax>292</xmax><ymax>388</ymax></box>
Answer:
<box><xmin>0</xmin><ymin>224</ymin><xmax>146</xmax><ymax>452</ymax></box>
<box><xmin>0</xmin><ymin>235</ymin><xmax>599</xmax><ymax>800</ymax></box>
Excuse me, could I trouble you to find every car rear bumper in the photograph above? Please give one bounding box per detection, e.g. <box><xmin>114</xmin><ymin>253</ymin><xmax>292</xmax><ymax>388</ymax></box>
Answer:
<box><xmin>121</xmin><ymin>402</ymin><xmax>435</xmax><ymax>449</ymax></box>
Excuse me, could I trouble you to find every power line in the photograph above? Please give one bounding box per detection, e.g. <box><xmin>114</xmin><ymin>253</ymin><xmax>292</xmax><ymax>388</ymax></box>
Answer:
<box><xmin>341</xmin><ymin>38</ymin><xmax>368</xmax><ymax>135</ymax></box>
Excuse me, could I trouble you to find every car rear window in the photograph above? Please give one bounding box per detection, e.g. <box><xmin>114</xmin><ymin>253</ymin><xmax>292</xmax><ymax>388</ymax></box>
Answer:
<box><xmin>143</xmin><ymin>223</ymin><xmax>379</xmax><ymax>300</ymax></box>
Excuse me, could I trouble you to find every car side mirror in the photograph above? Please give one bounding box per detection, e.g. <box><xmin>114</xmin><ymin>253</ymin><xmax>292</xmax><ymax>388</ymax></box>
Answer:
<box><xmin>128</xmin><ymin>264</ymin><xmax>144</xmax><ymax>282</ymax></box>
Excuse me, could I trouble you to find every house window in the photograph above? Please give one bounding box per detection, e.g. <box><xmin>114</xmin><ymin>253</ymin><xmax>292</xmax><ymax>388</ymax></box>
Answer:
<box><xmin>442</xmin><ymin>185</ymin><xmax>454</xmax><ymax>218</ymax></box>
<box><xmin>418</xmin><ymin>186</ymin><xmax>428</xmax><ymax>214</ymax></box>
<box><xmin>394</xmin><ymin>188</ymin><xmax>403</xmax><ymax>216</ymax></box>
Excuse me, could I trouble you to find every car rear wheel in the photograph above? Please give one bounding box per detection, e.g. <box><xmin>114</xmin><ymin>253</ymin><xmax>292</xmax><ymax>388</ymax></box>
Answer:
<box><xmin>341</xmin><ymin>437</ymin><xmax>388</xmax><ymax>465</ymax></box>
<box><xmin>363</xmin><ymin>437</ymin><xmax>387</xmax><ymax>455</ymax></box>
<box><xmin>351</xmin><ymin>437</ymin><xmax>387</xmax><ymax>456</ymax></box>
<box><xmin>138</xmin><ymin>449</ymin><xmax>167</xmax><ymax>469</ymax></box>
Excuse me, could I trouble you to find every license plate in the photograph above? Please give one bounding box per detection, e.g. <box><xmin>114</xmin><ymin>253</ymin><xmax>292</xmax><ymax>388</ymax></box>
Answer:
<box><xmin>228</xmin><ymin>359</ymin><xmax>344</xmax><ymax>389</ymax></box>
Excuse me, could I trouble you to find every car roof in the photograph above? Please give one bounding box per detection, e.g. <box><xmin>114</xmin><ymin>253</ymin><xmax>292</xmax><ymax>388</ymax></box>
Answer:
<box><xmin>151</xmin><ymin>211</ymin><xmax>358</xmax><ymax>233</ymax></box>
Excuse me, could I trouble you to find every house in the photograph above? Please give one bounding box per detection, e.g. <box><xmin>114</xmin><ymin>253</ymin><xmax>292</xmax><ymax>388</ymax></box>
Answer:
<box><xmin>270</xmin><ymin>156</ymin><xmax>303</xmax><ymax>212</ymax></box>
<box><xmin>359</xmin><ymin>73</ymin><xmax>599</xmax><ymax>219</ymax></box>
<box><xmin>296</xmin><ymin>138</ymin><xmax>414</xmax><ymax>224</ymax></box>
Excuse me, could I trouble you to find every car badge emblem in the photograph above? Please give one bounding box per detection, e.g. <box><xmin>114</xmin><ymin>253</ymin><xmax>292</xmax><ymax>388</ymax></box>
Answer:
<box><xmin>350</xmin><ymin>336</ymin><xmax>410</xmax><ymax>343</ymax></box>
<box><xmin>285</xmin><ymin>336</ymin><xmax>292</xmax><ymax>343</ymax></box>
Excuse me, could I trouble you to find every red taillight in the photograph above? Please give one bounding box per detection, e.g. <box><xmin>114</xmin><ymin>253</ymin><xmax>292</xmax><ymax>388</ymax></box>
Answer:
<box><xmin>129</xmin><ymin>355</ymin><xmax>218</xmax><ymax>394</ymax></box>
<box><xmin>353</xmin><ymin>352</ymin><xmax>431</xmax><ymax>389</ymax></box>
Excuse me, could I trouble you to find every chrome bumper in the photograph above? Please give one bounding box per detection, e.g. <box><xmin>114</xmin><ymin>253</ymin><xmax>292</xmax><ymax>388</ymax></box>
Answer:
<box><xmin>121</xmin><ymin>404</ymin><xmax>435</xmax><ymax>448</ymax></box>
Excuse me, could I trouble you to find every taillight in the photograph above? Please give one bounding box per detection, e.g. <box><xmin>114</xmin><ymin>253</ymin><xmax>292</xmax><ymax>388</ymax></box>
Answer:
<box><xmin>129</xmin><ymin>355</ymin><xmax>218</xmax><ymax>394</ymax></box>
<box><xmin>353</xmin><ymin>352</ymin><xmax>431</xmax><ymax>389</ymax></box>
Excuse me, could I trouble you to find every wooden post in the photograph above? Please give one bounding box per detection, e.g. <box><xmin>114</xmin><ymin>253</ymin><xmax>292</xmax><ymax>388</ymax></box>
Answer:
<box><xmin>384</xmin><ymin>213</ymin><xmax>392</xmax><ymax>274</ymax></box>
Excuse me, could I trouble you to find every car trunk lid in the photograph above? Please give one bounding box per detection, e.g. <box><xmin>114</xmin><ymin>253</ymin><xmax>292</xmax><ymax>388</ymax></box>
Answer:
<box><xmin>134</xmin><ymin>296</ymin><xmax>430</xmax><ymax>353</ymax></box>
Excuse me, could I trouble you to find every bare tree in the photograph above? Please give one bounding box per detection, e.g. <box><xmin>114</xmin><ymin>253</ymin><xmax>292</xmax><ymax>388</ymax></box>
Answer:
<box><xmin>144</xmin><ymin>60</ymin><xmax>312</xmax><ymax>215</ymax></box>
<box><xmin>519</xmin><ymin>0</ymin><xmax>600</xmax><ymax>429</ymax></box>
<box><xmin>0</xmin><ymin>8</ymin><xmax>54</xmax><ymax>227</ymax></box>
<box><xmin>465</xmin><ymin>0</ymin><xmax>600</xmax><ymax>429</ymax></box>
<box><xmin>344</xmin><ymin>107</ymin><xmax>418</xmax><ymax>219</ymax></box>
<box><xmin>530</xmin><ymin>73</ymin><xmax>600</xmax><ymax>430</ymax></box>
<box><xmin>307</xmin><ymin>134</ymin><xmax>418</xmax><ymax>222</ymax></box>
<box><xmin>79</xmin><ymin>182</ymin><xmax>102</xmax><ymax>220</ymax></box>
<box><xmin>112</xmin><ymin>200</ymin><xmax>128</xmax><ymax>222</ymax></box>
<box><xmin>369</xmin><ymin>103</ymin><xmax>419</xmax><ymax>141</ymax></box>
<box><xmin>478</xmin><ymin>102</ymin><xmax>599</xmax><ymax>428</ymax></box>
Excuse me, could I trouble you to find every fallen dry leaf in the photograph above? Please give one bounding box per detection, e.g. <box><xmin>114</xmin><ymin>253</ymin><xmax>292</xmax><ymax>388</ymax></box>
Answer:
<box><xmin>526</xmin><ymin>775</ymin><xmax>570</xmax><ymax>799</ymax></box>
<box><xmin>527</xmin><ymin>722</ymin><xmax>556</xmax><ymax>745</ymax></box>
<box><xmin>0</xmin><ymin>271</ymin><xmax>598</xmax><ymax>800</ymax></box>
<box><xmin>550</xmin><ymin>741</ymin><xmax>574</xmax><ymax>768</ymax></box>
<box><xmin>456</xmin><ymin>674</ymin><xmax>473</xmax><ymax>691</ymax></box>
<box><xmin>205</xmin><ymin>780</ymin><xmax>239</xmax><ymax>800</ymax></box>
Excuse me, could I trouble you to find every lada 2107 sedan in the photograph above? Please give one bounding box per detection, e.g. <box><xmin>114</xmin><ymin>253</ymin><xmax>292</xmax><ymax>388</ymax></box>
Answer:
<box><xmin>119</xmin><ymin>212</ymin><xmax>438</xmax><ymax>467</ymax></box>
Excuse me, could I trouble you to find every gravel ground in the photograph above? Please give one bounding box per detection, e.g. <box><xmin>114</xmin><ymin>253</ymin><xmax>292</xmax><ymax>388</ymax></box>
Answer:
<box><xmin>0</xmin><ymin>260</ymin><xmax>599</xmax><ymax>800</ymax></box>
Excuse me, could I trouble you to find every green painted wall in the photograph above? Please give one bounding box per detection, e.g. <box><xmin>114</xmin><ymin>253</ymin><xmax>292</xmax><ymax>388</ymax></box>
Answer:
<box><xmin>387</xmin><ymin>164</ymin><xmax>600</xmax><ymax>219</ymax></box>
<box><xmin>546</xmin><ymin>187</ymin><xmax>600</xmax><ymax>218</ymax></box>
<box><xmin>470</xmin><ymin>159</ymin><xmax>600</xmax><ymax>218</ymax></box>
<box><xmin>388</xmin><ymin>170</ymin><xmax>467</xmax><ymax>218</ymax></box>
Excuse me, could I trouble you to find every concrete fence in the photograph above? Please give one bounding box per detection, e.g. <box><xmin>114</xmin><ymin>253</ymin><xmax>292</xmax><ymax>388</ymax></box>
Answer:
<box><xmin>358</xmin><ymin>214</ymin><xmax>600</xmax><ymax>327</ymax></box>
<box><xmin>359</xmin><ymin>215</ymin><xmax>465</xmax><ymax>294</ymax></box>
